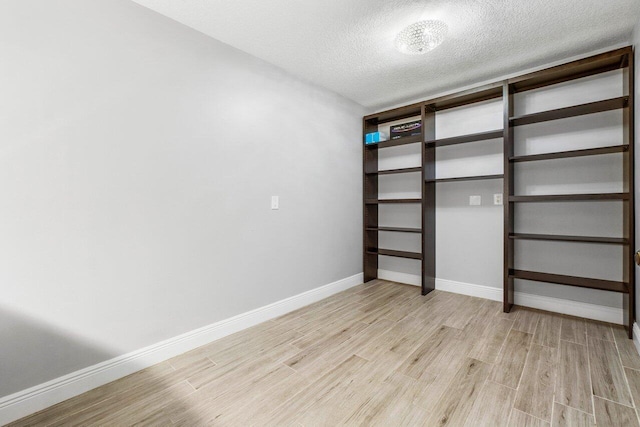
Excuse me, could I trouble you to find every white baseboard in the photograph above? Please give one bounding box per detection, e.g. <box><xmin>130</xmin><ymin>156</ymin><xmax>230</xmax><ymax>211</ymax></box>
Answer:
<box><xmin>0</xmin><ymin>273</ymin><xmax>364</xmax><ymax>425</ymax></box>
<box><xmin>435</xmin><ymin>278</ymin><xmax>501</xmax><ymax>301</ymax></box>
<box><xmin>377</xmin><ymin>269</ymin><xmax>420</xmax><ymax>287</ymax></box>
<box><xmin>377</xmin><ymin>273</ymin><xmax>623</xmax><ymax>325</ymax></box>
<box><xmin>634</xmin><ymin>323</ymin><xmax>640</xmax><ymax>358</ymax></box>
<box><xmin>514</xmin><ymin>289</ymin><xmax>622</xmax><ymax>325</ymax></box>
<box><xmin>435</xmin><ymin>278</ymin><xmax>623</xmax><ymax>325</ymax></box>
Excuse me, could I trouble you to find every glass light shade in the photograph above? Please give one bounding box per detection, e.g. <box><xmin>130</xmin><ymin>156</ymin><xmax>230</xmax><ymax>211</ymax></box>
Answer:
<box><xmin>395</xmin><ymin>20</ymin><xmax>448</xmax><ymax>55</ymax></box>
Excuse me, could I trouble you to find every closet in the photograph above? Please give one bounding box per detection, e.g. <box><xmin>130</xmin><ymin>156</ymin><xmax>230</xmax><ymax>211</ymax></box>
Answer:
<box><xmin>363</xmin><ymin>47</ymin><xmax>636</xmax><ymax>337</ymax></box>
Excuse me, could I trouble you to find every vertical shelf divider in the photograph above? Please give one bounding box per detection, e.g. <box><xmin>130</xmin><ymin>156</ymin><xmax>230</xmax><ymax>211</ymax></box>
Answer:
<box><xmin>423</xmin><ymin>105</ymin><xmax>436</xmax><ymax>295</ymax></box>
<box><xmin>363</xmin><ymin>118</ymin><xmax>379</xmax><ymax>282</ymax></box>
<box><xmin>623</xmin><ymin>48</ymin><xmax>635</xmax><ymax>338</ymax></box>
<box><xmin>503</xmin><ymin>82</ymin><xmax>515</xmax><ymax>312</ymax></box>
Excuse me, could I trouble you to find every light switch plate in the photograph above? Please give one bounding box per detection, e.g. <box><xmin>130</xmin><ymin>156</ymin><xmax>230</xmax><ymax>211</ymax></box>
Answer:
<box><xmin>271</xmin><ymin>195</ymin><xmax>279</xmax><ymax>210</ymax></box>
<box><xmin>493</xmin><ymin>193</ymin><xmax>503</xmax><ymax>205</ymax></box>
<box><xmin>469</xmin><ymin>195</ymin><xmax>481</xmax><ymax>206</ymax></box>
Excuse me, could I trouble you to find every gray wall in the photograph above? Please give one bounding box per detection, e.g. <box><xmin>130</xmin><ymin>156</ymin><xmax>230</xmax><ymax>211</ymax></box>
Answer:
<box><xmin>0</xmin><ymin>0</ymin><xmax>364</xmax><ymax>398</ymax></box>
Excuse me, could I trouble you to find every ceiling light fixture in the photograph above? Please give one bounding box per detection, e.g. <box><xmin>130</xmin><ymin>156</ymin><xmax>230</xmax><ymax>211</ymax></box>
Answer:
<box><xmin>395</xmin><ymin>20</ymin><xmax>448</xmax><ymax>55</ymax></box>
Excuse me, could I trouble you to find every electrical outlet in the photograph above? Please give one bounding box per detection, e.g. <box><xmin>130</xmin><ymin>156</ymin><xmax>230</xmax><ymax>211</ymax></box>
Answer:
<box><xmin>271</xmin><ymin>195</ymin><xmax>279</xmax><ymax>210</ymax></box>
<box><xmin>469</xmin><ymin>195</ymin><xmax>481</xmax><ymax>206</ymax></box>
<box><xmin>493</xmin><ymin>193</ymin><xmax>503</xmax><ymax>205</ymax></box>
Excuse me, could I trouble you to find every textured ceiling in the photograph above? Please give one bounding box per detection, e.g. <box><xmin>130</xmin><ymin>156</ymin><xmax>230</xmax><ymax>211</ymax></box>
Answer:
<box><xmin>131</xmin><ymin>0</ymin><xmax>640</xmax><ymax>110</ymax></box>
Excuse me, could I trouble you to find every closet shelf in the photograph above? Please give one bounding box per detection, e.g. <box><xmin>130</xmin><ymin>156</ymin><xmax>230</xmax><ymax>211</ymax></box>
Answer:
<box><xmin>509</xmin><ymin>96</ymin><xmax>628</xmax><ymax>127</ymax></box>
<box><xmin>365</xmin><ymin>166</ymin><xmax>421</xmax><ymax>175</ymax></box>
<box><xmin>509</xmin><ymin>233</ymin><xmax>628</xmax><ymax>245</ymax></box>
<box><xmin>425</xmin><ymin>129</ymin><xmax>503</xmax><ymax>147</ymax></box>
<box><xmin>366</xmin><ymin>227</ymin><xmax>422</xmax><ymax>233</ymax></box>
<box><xmin>366</xmin><ymin>248</ymin><xmax>422</xmax><ymax>260</ymax></box>
<box><xmin>365</xmin><ymin>198</ymin><xmax>422</xmax><ymax>204</ymax></box>
<box><xmin>509</xmin><ymin>145</ymin><xmax>628</xmax><ymax>163</ymax></box>
<box><xmin>509</xmin><ymin>193</ymin><xmax>629</xmax><ymax>202</ymax></box>
<box><xmin>509</xmin><ymin>47</ymin><xmax>631</xmax><ymax>93</ymax></box>
<box><xmin>426</xmin><ymin>174</ymin><xmax>503</xmax><ymax>183</ymax></box>
<box><xmin>365</xmin><ymin>134</ymin><xmax>422</xmax><ymax>149</ymax></box>
<box><xmin>364</xmin><ymin>103</ymin><xmax>422</xmax><ymax>124</ymax></box>
<box><xmin>429</xmin><ymin>83</ymin><xmax>504</xmax><ymax>111</ymax></box>
<box><xmin>510</xmin><ymin>269</ymin><xmax>628</xmax><ymax>293</ymax></box>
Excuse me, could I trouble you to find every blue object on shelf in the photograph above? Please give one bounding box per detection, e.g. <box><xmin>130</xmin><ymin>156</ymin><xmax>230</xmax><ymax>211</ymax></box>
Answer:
<box><xmin>365</xmin><ymin>132</ymin><xmax>387</xmax><ymax>145</ymax></box>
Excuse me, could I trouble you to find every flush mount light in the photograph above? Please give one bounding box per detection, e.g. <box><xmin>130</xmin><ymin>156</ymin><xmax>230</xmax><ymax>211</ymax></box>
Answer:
<box><xmin>395</xmin><ymin>20</ymin><xmax>448</xmax><ymax>55</ymax></box>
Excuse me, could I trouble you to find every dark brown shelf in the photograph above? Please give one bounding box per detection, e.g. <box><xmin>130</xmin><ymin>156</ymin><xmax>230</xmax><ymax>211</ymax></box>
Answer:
<box><xmin>365</xmin><ymin>198</ymin><xmax>422</xmax><ymax>204</ymax></box>
<box><xmin>509</xmin><ymin>233</ymin><xmax>628</xmax><ymax>245</ymax></box>
<box><xmin>510</xmin><ymin>145</ymin><xmax>628</xmax><ymax>163</ymax></box>
<box><xmin>366</xmin><ymin>166</ymin><xmax>422</xmax><ymax>175</ymax></box>
<box><xmin>509</xmin><ymin>193</ymin><xmax>629</xmax><ymax>202</ymax></box>
<box><xmin>366</xmin><ymin>248</ymin><xmax>423</xmax><ymax>260</ymax></box>
<box><xmin>364</xmin><ymin>103</ymin><xmax>422</xmax><ymax>124</ymax></box>
<box><xmin>366</xmin><ymin>227</ymin><xmax>422</xmax><ymax>233</ymax></box>
<box><xmin>426</xmin><ymin>174</ymin><xmax>504</xmax><ymax>183</ymax></box>
<box><xmin>429</xmin><ymin>83</ymin><xmax>504</xmax><ymax>111</ymax></box>
<box><xmin>510</xmin><ymin>97</ymin><xmax>628</xmax><ymax>127</ymax></box>
<box><xmin>510</xmin><ymin>269</ymin><xmax>628</xmax><ymax>293</ymax></box>
<box><xmin>365</xmin><ymin>134</ymin><xmax>423</xmax><ymax>149</ymax></box>
<box><xmin>425</xmin><ymin>129</ymin><xmax>503</xmax><ymax>147</ymax></box>
<box><xmin>509</xmin><ymin>47</ymin><xmax>632</xmax><ymax>93</ymax></box>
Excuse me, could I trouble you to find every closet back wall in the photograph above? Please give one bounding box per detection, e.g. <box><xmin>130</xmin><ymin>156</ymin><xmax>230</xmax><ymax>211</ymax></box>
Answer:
<box><xmin>0</xmin><ymin>0</ymin><xmax>364</xmax><ymax>398</ymax></box>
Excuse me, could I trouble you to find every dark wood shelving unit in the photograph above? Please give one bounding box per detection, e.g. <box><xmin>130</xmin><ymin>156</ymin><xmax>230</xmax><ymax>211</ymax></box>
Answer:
<box><xmin>363</xmin><ymin>106</ymin><xmax>425</xmax><ymax>288</ymax></box>
<box><xmin>363</xmin><ymin>46</ymin><xmax>635</xmax><ymax>337</ymax></box>
<box><xmin>509</xmin><ymin>193</ymin><xmax>629</xmax><ymax>202</ymax></box>
<box><xmin>504</xmin><ymin>46</ymin><xmax>635</xmax><ymax>338</ymax></box>
<box><xmin>510</xmin><ymin>145</ymin><xmax>628</xmax><ymax>163</ymax></box>
<box><xmin>366</xmin><ymin>226</ymin><xmax>422</xmax><ymax>233</ymax></box>
<box><xmin>509</xmin><ymin>233</ymin><xmax>628</xmax><ymax>245</ymax></box>
<box><xmin>424</xmin><ymin>85</ymin><xmax>506</xmax><ymax>295</ymax></box>
<box><xmin>366</xmin><ymin>248</ymin><xmax>423</xmax><ymax>260</ymax></box>
<box><xmin>425</xmin><ymin>129</ymin><xmax>503</xmax><ymax>148</ymax></box>
<box><xmin>509</xmin><ymin>270</ymin><xmax>628</xmax><ymax>293</ymax></box>
<box><xmin>426</xmin><ymin>174</ymin><xmax>504</xmax><ymax>183</ymax></box>
<box><xmin>510</xmin><ymin>96</ymin><xmax>628</xmax><ymax>127</ymax></box>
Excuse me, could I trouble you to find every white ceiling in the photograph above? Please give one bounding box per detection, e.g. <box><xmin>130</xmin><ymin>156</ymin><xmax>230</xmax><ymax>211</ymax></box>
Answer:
<box><xmin>131</xmin><ymin>0</ymin><xmax>640</xmax><ymax>110</ymax></box>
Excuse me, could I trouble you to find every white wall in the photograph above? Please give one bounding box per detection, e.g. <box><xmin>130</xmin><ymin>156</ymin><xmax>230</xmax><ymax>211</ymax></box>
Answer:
<box><xmin>434</xmin><ymin>100</ymin><xmax>504</xmax><ymax>289</ymax></box>
<box><xmin>0</xmin><ymin>0</ymin><xmax>364</xmax><ymax>398</ymax></box>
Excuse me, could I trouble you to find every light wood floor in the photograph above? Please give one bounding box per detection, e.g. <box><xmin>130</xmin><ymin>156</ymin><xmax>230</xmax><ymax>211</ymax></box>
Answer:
<box><xmin>10</xmin><ymin>280</ymin><xmax>640</xmax><ymax>426</ymax></box>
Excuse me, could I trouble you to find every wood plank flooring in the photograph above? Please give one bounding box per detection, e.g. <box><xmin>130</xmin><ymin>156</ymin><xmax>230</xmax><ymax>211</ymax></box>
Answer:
<box><xmin>9</xmin><ymin>280</ymin><xmax>640</xmax><ymax>426</ymax></box>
